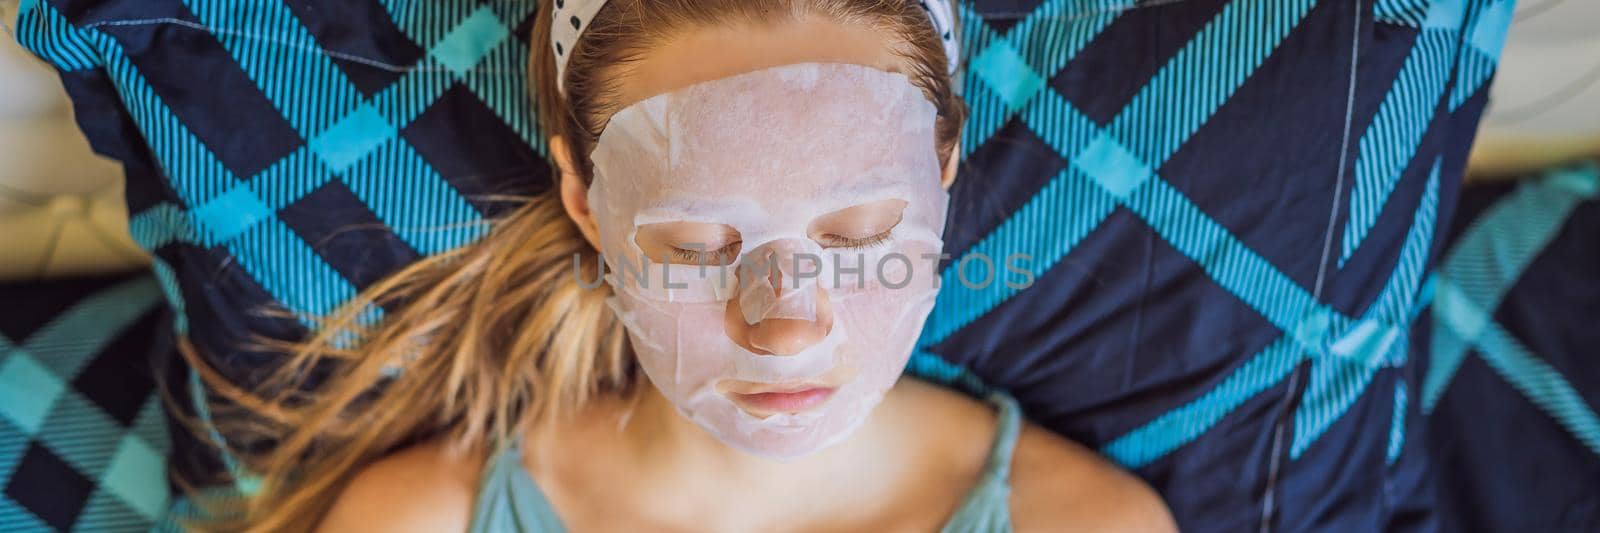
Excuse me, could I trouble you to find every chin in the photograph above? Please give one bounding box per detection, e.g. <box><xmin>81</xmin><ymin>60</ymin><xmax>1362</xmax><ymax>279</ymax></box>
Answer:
<box><xmin>719</xmin><ymin>421</ymin><xmax>865</xmax><ymax>462</ymax></box>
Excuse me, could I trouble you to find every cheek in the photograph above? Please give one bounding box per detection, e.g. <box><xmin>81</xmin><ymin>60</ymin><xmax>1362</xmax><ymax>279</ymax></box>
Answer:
<box><xmin>834</xmin><ymin>284</ymin><xmax>939</xmax><ymax>376</ymax></box>
<box><xmin>614</xmin><ymin>299</ymin><xmax>733</xmax><ymax>388</ymax></box>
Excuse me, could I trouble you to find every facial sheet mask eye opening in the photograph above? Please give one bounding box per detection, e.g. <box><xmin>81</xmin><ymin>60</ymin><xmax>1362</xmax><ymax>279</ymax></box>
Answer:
<box><xmin>586</xmin><ymin>62</ymin><xmax>951</xmax><ymax>459</ymax></box>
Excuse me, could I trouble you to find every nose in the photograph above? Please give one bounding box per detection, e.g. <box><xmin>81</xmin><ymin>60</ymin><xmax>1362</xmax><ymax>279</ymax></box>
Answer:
<box><xmin>723</xmin><ymin>243</ymin><xmax>834</xmax><ymax>356</ymax></box>
<box><xmin>726</xmin><ymin>287</ymin><xmax>833</xmax><ymax>355</ymax></box>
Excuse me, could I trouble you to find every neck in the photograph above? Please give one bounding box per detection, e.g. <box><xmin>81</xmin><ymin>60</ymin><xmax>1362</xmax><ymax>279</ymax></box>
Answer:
<box><xmin>533</xmin><ymin>380</ymin><xmax>920</xmax><ymax>530</ymax></box>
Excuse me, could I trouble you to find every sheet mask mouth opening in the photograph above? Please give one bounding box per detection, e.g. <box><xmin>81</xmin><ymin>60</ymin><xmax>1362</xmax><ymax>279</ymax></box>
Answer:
<box><xmin>728</xmin><ymin>387</ymin><xmax>839</xmax><ymax>416</ymax></box>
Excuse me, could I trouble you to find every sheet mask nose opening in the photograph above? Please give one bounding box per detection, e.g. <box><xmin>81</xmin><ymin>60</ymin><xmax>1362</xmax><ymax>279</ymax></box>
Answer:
<box><xmin>737</xmin><ymin>239</ymin><xmax>822</xmax><ymax>325</ymax></box>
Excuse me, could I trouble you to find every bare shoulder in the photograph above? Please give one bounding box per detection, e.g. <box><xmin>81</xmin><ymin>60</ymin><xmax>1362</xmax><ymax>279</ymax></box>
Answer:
<box><xmin>1009</xmin><ymin>423</ymin><xmax>1178</xmax><ymax>533</ymax></box>
<box><xmin>892</xmin><ymin>379</ymin><xmax>1003</xmax><ymax>461</ymax></box>
<box><xmin>316</xmin><ymin>440</ymin><xmax>484</xmax><ymax>533</ymax></box>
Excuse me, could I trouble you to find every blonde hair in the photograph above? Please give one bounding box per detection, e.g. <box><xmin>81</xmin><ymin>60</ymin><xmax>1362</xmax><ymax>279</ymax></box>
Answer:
<box><xmin>185</xmin><ymin>1</ymin><xmax>965</xmax><ymax>530</ymax></box>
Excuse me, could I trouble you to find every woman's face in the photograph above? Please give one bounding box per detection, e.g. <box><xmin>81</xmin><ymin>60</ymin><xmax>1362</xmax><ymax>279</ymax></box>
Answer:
<box><xmin>555</xmin><ymin>18</ymin><xmax>956</xmax><ymax>458</ymax></box>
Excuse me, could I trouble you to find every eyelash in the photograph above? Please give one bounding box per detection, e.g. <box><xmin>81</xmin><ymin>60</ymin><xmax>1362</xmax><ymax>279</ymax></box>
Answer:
<box><xmin>669</xmin><ymin>242</ymin><xmax>741</xmax><ymax>264</ymax></box>
<box><xmin>666</xmin><ymin>230</ymin><xmax>894</xmax><ymax>263</ymax></box>
<box><xmin>819</xmin><ymin>230</ymin><xmax>893</xmax><ymax>249</ymax></box>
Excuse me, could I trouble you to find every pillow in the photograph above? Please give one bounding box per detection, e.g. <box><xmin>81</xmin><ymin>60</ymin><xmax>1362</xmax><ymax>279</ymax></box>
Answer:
<box><xmin>1421</xmin><ymin>160</ymin><xmax>1600</xmax><ymax>532</ymax></box>
<box><xmin>919</xmin><ymin>0</ymin><xmax>1507</xmax><ymax>530</ymax></box>
<box><xmin>14</xmin><ymin>0</ymin><xmax>552</xmax><ymax>523</ymax></box>
<box><xmin>0</xmin><ymin>272</ymin><xmax>173</xmax><ymax>532</ymax></box>
<box><xmin>14</xmin><ymin>0</ymin><xmax>1512</xmax><ymax>530</ymax></box>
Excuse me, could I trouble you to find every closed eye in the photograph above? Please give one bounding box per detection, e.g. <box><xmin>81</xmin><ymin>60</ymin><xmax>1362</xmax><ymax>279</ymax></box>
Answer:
<box><xmin>635</xmin><ymin>222</ymin><xmax>742</xmax><ymax>266</ymax></box>
<box><xmin>809</xmin><ymin>199</ymin><xmax>906</xmax><ymax>249</ymax></box>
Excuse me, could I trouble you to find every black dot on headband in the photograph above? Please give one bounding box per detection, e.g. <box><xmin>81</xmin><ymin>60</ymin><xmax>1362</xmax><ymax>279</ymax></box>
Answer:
<box><xmin>555</xmin><ymin>41</ymin><xmax>564</xmax><ymax>55</ymax></box>
<box><xmin>556</xmin><ymin>0</ymin><xmax>564</xmax><ymax>8</ymax></box>
<box><xmin>571</xmin><ymin>15</ymin><xmax>581</xmax><ymax>30</ymax></box>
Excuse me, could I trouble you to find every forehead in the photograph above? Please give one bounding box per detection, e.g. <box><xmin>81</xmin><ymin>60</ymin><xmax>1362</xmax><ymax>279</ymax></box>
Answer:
<box><xmin>603</xmin><ymin>16</ymin><xmax>907</xmax><ymax>115</ymax></box>
<box><xmin>593</xmin><ymin>63</ymin><xmax>939</xmax><ymax>201</ymax></box>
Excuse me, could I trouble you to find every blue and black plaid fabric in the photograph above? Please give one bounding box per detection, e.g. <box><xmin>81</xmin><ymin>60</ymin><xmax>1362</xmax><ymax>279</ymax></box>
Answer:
<box><xmin>0</xmin><ymin>273</ymin><xmax>174</xmax><ymax>532</ymax></box>
<box><xmin>11</xmin><ymin>0</ymin><xmax>1514</xmax><ymax>531</ymax></box>
<box><xmin>914</xmin><ymin>0</ymin><xmax>1509</xmax><ymax>530</ymax></box>
<box><xmin>1420</xmin><ymin>160</ymin><xmax>1600</xmax><ymax>532</ymax></box>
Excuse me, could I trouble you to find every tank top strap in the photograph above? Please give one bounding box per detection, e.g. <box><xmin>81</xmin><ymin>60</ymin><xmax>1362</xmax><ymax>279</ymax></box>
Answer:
<box><xmin>983</xmin><ymin>391</ymin><xmax>1025</xmax><ymax>480</ymax></box>
<box><xmin>940</xmin><ymin>390</ymin><xmax>1024</xmax><ymax>533</ymax></box>
<box><xmin>469</xmin><ymin>439</ymin><xmax>567</xmax><ymax>533</ymax></box>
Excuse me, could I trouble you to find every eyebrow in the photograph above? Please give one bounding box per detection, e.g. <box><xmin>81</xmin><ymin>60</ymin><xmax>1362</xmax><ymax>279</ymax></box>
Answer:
<box><xmin>630</xmin><ymin>178</ymin><xmax>914</xmax><ymax>224</ymax></box>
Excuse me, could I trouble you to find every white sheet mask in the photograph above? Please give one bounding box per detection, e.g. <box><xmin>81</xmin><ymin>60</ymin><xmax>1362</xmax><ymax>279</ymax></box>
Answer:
<box><xmin>587</xmin><ymin>63</ymin><xmax>950</xmax><ymax>459</ymax></box>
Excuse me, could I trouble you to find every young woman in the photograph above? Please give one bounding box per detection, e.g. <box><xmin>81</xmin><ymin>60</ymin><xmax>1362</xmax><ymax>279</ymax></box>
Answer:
<box><xmin>206</xmin><ymin>1</ymin><xmax>1177</xmax><ymax>531</ymax></box>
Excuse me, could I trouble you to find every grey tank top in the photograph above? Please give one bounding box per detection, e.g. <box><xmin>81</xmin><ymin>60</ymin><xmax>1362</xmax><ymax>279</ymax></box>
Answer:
<box><xmin>468</xmin><ymin>391</ymin><xmax>1023</xmax><ymax>533</ymax></box>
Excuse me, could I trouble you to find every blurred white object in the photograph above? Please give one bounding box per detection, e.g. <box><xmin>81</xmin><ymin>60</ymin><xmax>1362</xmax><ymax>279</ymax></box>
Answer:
<box><xmin>1472</xmin><ymin>0</ymin><xmax>1600</xmax><ymax>176</ymax></box>
<box><xmin>1</xmin><ymin>2</ymin><xmax>148</xmax><ymax>280</ymax></box>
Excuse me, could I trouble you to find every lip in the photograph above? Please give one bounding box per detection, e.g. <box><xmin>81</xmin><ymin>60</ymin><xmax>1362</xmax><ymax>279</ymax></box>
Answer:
<box><xmin>720</xmin><ymin>379</ymin><xmax>835</xmax><ymax>395</ymax></box>
<box><xmin>726</xmin><ymin>386</ymin><xmax>838</xmax><ymax>415</ymax></box>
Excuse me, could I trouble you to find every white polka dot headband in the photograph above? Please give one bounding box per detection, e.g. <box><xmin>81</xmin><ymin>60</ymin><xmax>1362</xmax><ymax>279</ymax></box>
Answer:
<box><xmin>549</xmin><ymin>0</ymin><xmax>962</xmax><ymax>95</ymax></box>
